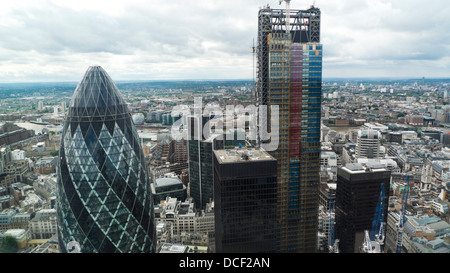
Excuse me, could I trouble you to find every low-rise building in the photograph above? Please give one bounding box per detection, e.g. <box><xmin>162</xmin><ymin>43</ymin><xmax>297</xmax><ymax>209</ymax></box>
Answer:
<box><xmin>156</xmin><ymin>197</ymin><xmax>215</xmax><ymax>251</ymax></box>
<box><xmin>158</xmin><ymin>243</ymin><xmax>193</xmax><ymax>253</ymax></box>
<box><xmin>26</xmin><ymin>234</ymin><xmax>59</xmax><ymax>253</ymax></box>
<box><xmin>33</xmin><ymin>174</ymin><xmax>57</xmax><ymax>200</ymax></box>
<box><xmin>34</xmin><ymin>157</ymin><xmax>56</xmax><ymax>175</ymax></box>
<box><xmin>151</xmin><ymin>173</ymin><xmax>186</xmax><ymax>204</ymax></box>
<box><xmin>0</xmin><ymin>208</ymin><xmax>31</xmax><ymax>231</ymax></box>
<box><xmin>29</xmin><ymin>209</ymin><xmax>57</xmax><ymax>240</ymax></box>
<box><xmin>3</xmin><ymin>229</ymin><xmax>28</xmax><ymax>249</ymax></box>
<box><xmin>431</xmin><ymin>199</ymin><xmax>449</xmax><ymax>215</ymax></box>
<box><xmin>0</xmin><ymin>209</ymin><xmax>17</xmax><ymax>231</ymax></box>
<box><xmin>386</xmin><ymin>212</ymin><xmax>450</xmax><ymax>253</ymax></box>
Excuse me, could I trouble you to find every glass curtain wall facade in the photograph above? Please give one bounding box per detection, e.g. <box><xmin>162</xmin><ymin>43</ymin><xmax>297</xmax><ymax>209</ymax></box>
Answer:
<box><xmin>257</xmin><ymin>7</ymin><xmax>322</xmax><ymax>253</ymax></box>
<box><xmin>56</xmin><ymin>66</ymin><xmax>155</xmax><ymax>253</ymax></box>
<box><xmin>187</xmin><ymin>115</ymin><xmax>223</xmax><ymax>211</ymax></box>
<box><xmin>213</xmin><ymin>149</ymin><xmax>278</xmax><ymax>253</ymax></box>
<box><xmin>335</xmin><ymin>164</ymin><xmax>391</xmax><ymax>253</ymax></box>
<box><xmin>188</xmin><ymin>139</ymin><xmax>214</xmax><ymax>211</ymax></box>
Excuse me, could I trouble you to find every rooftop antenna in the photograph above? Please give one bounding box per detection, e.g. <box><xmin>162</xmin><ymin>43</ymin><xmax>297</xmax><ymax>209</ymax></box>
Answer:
<box><xmin>279</xmin><ymin>0</ymin><xmax>291</xmax><ymax>33</ymax></box>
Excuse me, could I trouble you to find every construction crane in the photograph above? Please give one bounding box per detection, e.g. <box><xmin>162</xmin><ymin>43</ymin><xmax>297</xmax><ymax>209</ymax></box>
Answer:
<box><xmin>251</xmin><ymin>38</ymin><xmax>256</xmax><ymax>98</ymax></box>
<box><xmin>361</xmin><ymin>183</ymin><xmax>386</xmax><ymax>253</ymax></box>
<box><xmin>396</xmin><ymin>176</ymin><xmax>410</xmax><ymax>253</ymax></box>
<box><xmin>362</xmin><ymin>230</ymin><xmax>373</xmax><ymax>253</ymax></box>
<box><xmin>371</xmin><ymin>183</ymin><xmax>386</xmax><ymax>244</ymax></box>
<box><xmin>328</xmin><ymin>188</ymin><xmax>339</xmax><ymax>253</ymax></box>
<box><xmin>279</xmin><ymin>0</ymin><xmax>291</xmax><ymax>33</ymax></box>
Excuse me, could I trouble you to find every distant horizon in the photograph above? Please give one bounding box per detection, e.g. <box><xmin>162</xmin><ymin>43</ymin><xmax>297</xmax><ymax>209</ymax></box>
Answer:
<box><xmin>1</xmin><ymin>76</ymin><xmax>450</xmax><ymax>85</ymax></box>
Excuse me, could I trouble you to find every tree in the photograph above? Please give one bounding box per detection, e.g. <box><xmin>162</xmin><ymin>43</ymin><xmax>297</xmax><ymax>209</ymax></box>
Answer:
<box><xmin>1</xmin><ymin>235</ymin><xmax>18</xmax><ymax>253</ymax></box>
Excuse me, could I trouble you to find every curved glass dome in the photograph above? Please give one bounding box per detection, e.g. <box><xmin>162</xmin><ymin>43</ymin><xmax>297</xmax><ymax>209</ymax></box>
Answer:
<box><xmin>56</xmin><ymin>66</ymin><xmax>155</xmax><ymax>253</ymax></box>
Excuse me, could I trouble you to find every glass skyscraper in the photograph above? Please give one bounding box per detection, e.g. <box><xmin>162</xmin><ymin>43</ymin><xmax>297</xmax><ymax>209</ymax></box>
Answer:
<box><xmin>188</xmin><ymin>138</ymin><xmax>215</xmax><ymax>211</ymax></box>
<box><xmin>187</xmin><ymin>115</ymin><xmax>222</xmax><ymax>211</ymax></box>
<box><xmin>213</xmin><ymin>148</ymin><xmax>278</xmax><ymax>253</ymax></box>
<box><xmin>257</xmin><ymin>6</ymin><xmax>322</xmax><ymax>252</ymax></box>
<box><xmin>335</xmin><ymin>163</ymin><xmax>390</xmax><ymax>253</ymax></box>
<box><xmin>56</xmin><ymin>66</ymin><xmax>155</xmax><ymax>253</ymax></box>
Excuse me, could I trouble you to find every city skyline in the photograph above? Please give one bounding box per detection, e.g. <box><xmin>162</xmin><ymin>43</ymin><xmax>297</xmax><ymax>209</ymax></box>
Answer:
<box><xmin>0</xmin><ymin>0</ymin><xmax>449</xmax><ymax>257</ymax></box>
<box><xmin>1</xmin><ymin>0</ymin><xmax>450</xmax><ymax>83</ymax></box>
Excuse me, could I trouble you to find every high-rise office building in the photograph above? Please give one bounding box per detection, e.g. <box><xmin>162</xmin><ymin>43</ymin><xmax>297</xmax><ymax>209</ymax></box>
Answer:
<box><xmin>356</xmin><ymin>129</ymin><xmax>382</xmax><ymax>159</ymax></box>
<box><xmin>187</xmin><ymin>115</ymin><xmax>223</xmax><ymax>211</ymax></box>
<box><xmin>56</xmin><ymin>66</ymin><xmax>155</xmax><ymax>253</ymax></box>
<box><xmin>256</xmin><ymin>6</ymin><xmax>322</xmax><ymax>252</ymax></box>
<box><xmin>335</xmin><ymin>163</ymin><xmax>390</xmax><ymax>253</ymax></box>
<box><xmin>188</xmin><ymin>115</ymin><xmax>214</xmax><ymax>212</ymax></box>
<box><xmin>213</xmin><ymin>147</ymin><xmax>278</xmax><ymax>253</ymax></box>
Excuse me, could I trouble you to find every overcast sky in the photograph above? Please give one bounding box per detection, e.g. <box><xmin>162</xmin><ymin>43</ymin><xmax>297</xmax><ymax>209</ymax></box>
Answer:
<box><xmin>0</xmin><ymin>0</ymin><xmax>449</xmax><ymax>83</ymax></box>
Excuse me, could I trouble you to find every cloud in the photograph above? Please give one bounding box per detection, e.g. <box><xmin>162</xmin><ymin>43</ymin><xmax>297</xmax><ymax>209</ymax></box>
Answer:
<box><xmin>0</xmin><ymin>0</ymin><xmax>449</xmax><ymax>82</ymax></box>
<box><xmin>320</xmin><ymin>0</ymin><xmax>450</xmax><ymax>77</ymax></box>
<box><xmin>0</xmin><ymin>0</ymin><xmax>263</xmax><ymax>82</ymax></box>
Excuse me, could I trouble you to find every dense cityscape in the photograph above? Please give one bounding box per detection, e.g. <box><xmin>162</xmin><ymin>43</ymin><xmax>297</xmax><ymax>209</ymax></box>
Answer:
<box><xmin>0</xmin><ymin>77</ymin><xmax>449</xmax><ymax>254</ymax></box>
<box><xmin>0</xmin><ymin>2</ymin><xmax>449</xmax><ymax>260</ymax></box>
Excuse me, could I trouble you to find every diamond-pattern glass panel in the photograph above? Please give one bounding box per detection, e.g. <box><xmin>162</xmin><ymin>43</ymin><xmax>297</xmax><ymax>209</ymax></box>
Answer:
<box><xmin>56</xmin><ymin>66</ymin><xmax>155</xmax><ymax>253</ymax></box>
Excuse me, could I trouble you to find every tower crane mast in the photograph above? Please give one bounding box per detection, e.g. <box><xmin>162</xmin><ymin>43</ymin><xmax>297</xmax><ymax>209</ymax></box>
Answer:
<box><xmin>396</xmin><ymin>176</ymin><xmax>410</xmax><ymax>253</ymax></box>
<box><xmin>371</xmin><ymin>183</ymin><xmax>385</xmax><ymax>243</ymax></box>
<box><xmin>362</xmin><ymin>183</ymin><xmax>386</xmax><ymax>253</ymax></box>
<box><xmin>328</xmin><ymin>188</ymin><xmax>339</xmax><ymax>253</ymax></box>
<box><xmin>279</xmin><ymin>0</ymin><xmax>291</xmax><ymax>33</ymax></box>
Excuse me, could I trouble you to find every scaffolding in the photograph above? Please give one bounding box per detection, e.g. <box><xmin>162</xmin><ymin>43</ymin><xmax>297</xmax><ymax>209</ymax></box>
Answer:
<box><xmin>256</xmin><ymin>7</ymin><xmax>321</xmax><ymax>106</ymax></box>
<box><xmin>256</xmin><ymin>6</ymin><xmax>322</xmax><ymax>252</ymax></box>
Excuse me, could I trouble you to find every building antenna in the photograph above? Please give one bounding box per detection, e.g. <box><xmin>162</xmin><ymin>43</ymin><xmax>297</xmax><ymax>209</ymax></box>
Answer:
<box><xmin>279</xmin><ymin>0</ymin><xmax>291</xmax><ymax>33</ymax></box>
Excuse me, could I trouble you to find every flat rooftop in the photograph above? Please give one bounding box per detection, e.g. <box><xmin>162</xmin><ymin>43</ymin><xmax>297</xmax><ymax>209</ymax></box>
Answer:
<box><xmin>154</xmin><ymin>177</ymin><xmax>183</xmax><ymax>188</ymax></box>
<box><xmin>214</xmin><ymin>147</ymin><xmax>275</xmax><ymax>164</ymax></box>
<box><xmin>321</xmin><ymin>151</ymin><xmax>337</xmax><ymax>157</ymax></box>
<box><xmin>159</xmin><ymin>243</ymin><xmax>189</xmax><ymax>253</ymax></box>
<box><xmin>363</xmin><ymin>122</ymin><xmax>388</xmax><ymax>130</ymax></box>
<box><xmin>4</xmin><ymin>229</ymin><xmax>27</xmax><ymax>238</ymax></box>
<box><xmin>341</xmin><ymin>162</ymin><xmax>388</xmax><ymax>174</ymax></box>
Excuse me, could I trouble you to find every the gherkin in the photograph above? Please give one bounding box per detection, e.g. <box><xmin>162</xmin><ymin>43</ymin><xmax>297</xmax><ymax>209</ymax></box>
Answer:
<box><xmin>56</xmin><ymin>66</ymin><xmax>155</xmax><ymax>253</ymax></box>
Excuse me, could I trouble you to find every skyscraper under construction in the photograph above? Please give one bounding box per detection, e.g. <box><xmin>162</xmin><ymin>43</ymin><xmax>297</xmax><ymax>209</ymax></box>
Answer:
<box><xmin>256</xmin><ymin>4</ymin><xmax>322</xmax><ymax>252</ymax></box>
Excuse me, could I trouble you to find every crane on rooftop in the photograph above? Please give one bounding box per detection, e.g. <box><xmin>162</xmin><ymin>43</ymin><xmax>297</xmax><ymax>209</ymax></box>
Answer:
<box><xmin>279</xmin><ymin>0</ymin><xmax>291</xmax><ymax>33</ymax></box>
